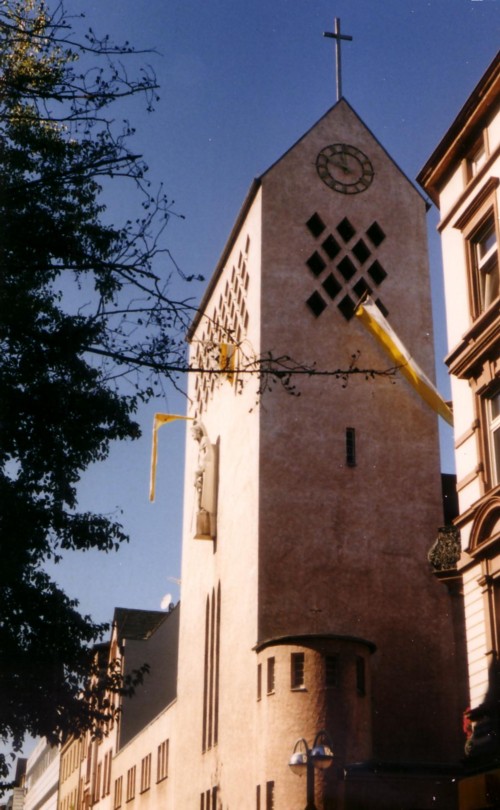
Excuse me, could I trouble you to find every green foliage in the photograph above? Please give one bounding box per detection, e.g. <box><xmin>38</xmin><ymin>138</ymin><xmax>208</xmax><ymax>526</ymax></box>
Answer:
<box><xmin>0</xmin><ymin>0</ymin><xmax>186</xmax><ymax>787</ymax></box>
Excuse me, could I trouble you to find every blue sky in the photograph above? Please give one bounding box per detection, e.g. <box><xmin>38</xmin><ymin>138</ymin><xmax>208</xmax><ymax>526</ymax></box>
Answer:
<box><xmin>44</xmin><ymin>0</ymin><xmax>499</xmax><ymax>630</ymax></box>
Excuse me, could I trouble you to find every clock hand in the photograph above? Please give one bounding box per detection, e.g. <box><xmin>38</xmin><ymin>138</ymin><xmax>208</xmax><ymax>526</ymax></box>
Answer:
<box><xmin>327</xmin><ymin>157</ymin><xmax>352</xmax><ymax>175</ymax></box>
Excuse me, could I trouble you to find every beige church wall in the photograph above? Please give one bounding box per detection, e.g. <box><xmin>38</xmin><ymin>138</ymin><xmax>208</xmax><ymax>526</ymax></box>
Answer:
<box><xmin>174</xmin><ymin>191</ymin><xmax>264</xmax><ymax>806</ymax></box>
<box><xmin>252</xmin><ymin>101</ymin><xmax>461</xmax><ymax>763</ymax></box>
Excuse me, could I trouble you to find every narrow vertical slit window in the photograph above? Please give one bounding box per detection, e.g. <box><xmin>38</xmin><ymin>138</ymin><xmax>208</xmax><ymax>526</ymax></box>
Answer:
<box><xmin>214</xmin><ymin>583</ymin><xmax>221</xmax><ymax>745</ymax></box>
<box><xmin>256</xmin><ymin>784</ymin><xmax>261</xmax><ymax>810</ymax></box>
<box><xmin>291</xmin><ymin>653</ymin><xmax>305</xmax><ymax>689</ymax></box>
<box><xmin>257</xmin><ymin>663</ymin><xmax>262</xmax><ymax>701</ymax></box>
<box><xmin>202</xmin><ymin>597</ymin><xmax>209</xmax><ymax>751</ymax></box>
<box><xmin>346</xmin><ymin>427</ymin><xmax>356</xmax><ymax>467</ymax></box>
<box><xmin>356</xmin><ymin>656</ymin><xmax>366</xmax><ymax>696</ymax></box>
<box><xmin>266</xmin><ymin>781</ymin><xmax>275</xmax><ymax>810</ymax></box>
<box><xmin>325</xmin><ymin>654</ymin><xmax>339</xmax><ymax>688</ymax></box>
<box><xmin>267</xmin><ymin>657</ymin><xmax>275</xmax><ymax>694</ymax></box>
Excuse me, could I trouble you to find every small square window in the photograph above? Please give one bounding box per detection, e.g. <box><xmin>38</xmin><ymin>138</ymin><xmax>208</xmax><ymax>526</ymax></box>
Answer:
<box><xmin>306</xmin><ymin>252</ymin><xmax>327</xmax><ymax>277</ymax></box>
<box><xmin>291</xmin><ymin>653</ymin><xmax>305</xmax><ymax>689</ymax></box>
<box><xmin>306</xmin><ymin>213</ymin><xmax>326</xmax><ymax>238</ymax></box>
<box><xmin>337</xmin><ymin>295</ymin><xmax>356</xmax><ymax>321</ymax></box>
<box><xmin>366</xmin><ymin>221</ymin><xmax>386</xmax><ymax>247</ymax></box>
<box><xmin>352</xmin><ymin>239</ymin><xmax>371</xmax><ymax>264</ymax></box>
<box><xmin>322</xmin><ymin>234</ymin><xmax>341</xmax><ymax>260</ymax></box>
<box><xmin>306</xmin><ymin>292</ymin><xmax>327</xmax><ymax>317</ymax></box>
<box><xmin>322</xmin><ymin>273</ymin><xmax>342</xmax><ymax>300</ymax></box>
<box><xmin>337</xmin><ymin>256</ymin><xmax>357</xmax><ymax>281</ymax></box>
<box><xmin>353</xmin><ymin>278</ymin><xmax>372</xmax><ymax>300</ymax></box>
<box><xmin>367</xmin><ymin>260</ymin><xmax>387</xmax><ymax>286</ymax></box>
<box><xmin>337</xmin><ymin>217</ymin><xmax>356</xmax><ymax>242</ymax></box>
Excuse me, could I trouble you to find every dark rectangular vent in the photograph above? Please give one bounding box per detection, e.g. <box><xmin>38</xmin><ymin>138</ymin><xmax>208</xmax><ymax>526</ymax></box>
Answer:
<box><xmin>306</xmin><ymin>213</ymin><xmax>326</xmax><ymax>238</ymax></box>
<box><xmin>353</xmin><ymin>278</ymin><xmax>371</xmax><ymax>299</ymax></box>
<box><xmin>322</xmin><ymin>234</ymin><xmax>341</xmax><ymax>260</ymax></box>
<box><xmin>337</xmin><ymin>295</ymin><xmax>356</xmax><ymax>320</ymax></box>
<box><xmin>306</xmin><ymin>252</ymin><xmax>327</xmax><ymax>277</ymax></box>
<box><xmin>322</xmin><ymin>273</ymin><xmax>342</xmax><ymax>300</ymax></box>
<box><xmin>366</xmin><ymin>221</ymin><xmax>386</xmax><ymax>247</ymax></box>
<box><xmin>306</xmin><ymin>291</ymin><xmax>327</xmax><ymax>317</ymax></box>
<box><xmin>337</xmin><ymin>256</ymin><xmax>357</xmax><ymax>281</ymax></box>
<box><xmin>336</xmin><ymin>217</ymin><xmax>356</xmax><ymax>243</ymax></box>
<box><xmin>367</xmin><ymin>260</ymin><xmax>387</xmax><ymax>285</ymax></box>
<box><xmin>352</xmin><ymin>239</ymin><xmax>371</xmax><ymax>264</ymax></box>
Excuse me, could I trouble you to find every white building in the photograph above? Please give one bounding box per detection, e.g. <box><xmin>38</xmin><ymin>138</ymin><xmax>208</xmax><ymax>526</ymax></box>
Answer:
<box><xmin>418</xmin><ymin>50</ymin><xmax>500</xmax><ymax>810</ymax></box>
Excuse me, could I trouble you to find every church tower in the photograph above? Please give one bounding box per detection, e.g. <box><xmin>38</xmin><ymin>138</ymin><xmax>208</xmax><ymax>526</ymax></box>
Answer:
<box><xmin>173</xmin><ymin>94</ymin><xmax>464</xmax><ymax>809</ymax></box>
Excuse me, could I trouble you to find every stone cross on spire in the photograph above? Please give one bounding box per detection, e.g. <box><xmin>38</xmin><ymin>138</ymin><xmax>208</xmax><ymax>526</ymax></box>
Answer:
<box><xmin>323</xmin><ymin>17</ymin><xmax>353</xmax><ymax>102</ymax></box>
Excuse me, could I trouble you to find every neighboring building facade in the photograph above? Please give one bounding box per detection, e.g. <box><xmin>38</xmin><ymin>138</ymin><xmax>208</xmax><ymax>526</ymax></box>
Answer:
<box><xmin>173</xmin><ymin>97</ymin><xmax>465</xmax><ymax>809</ymax></box>
<box><xmin>418</xmin><ymin>51</ymin><xmax>500</xmax><ymax>810</ymax></box>
<box><xmin>23</xmin><ymin>739</ymin><xmax>59</xmax><ymax>810</ymax></box>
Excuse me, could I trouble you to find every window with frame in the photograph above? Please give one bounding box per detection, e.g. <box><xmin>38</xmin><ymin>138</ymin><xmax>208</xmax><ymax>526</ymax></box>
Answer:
<box><xmin>113</xmin><ymin>777</ymin><xmax>123</xmax><ymax>810</ymax></box>
<box><xmin>325</xmin><ymin>654</ymin><xmax>339</xmax><ymax>688</ymax></box>
<box><xmin>125</xmin><ymin>766</ymin><xmax>136</xmax><ymax>803</ymax></box>
<box><xmin>485</xmin><ymin>386</ymin><xmax>500</xmax><ymax>487</ymax></box>
<box><xmin>157</xmin><ymin>739</ymin><xmax>169</xmax><ymax>782</ymax></box>
<box><xmin>140</xmin><ymin>754</ymin><xmax>151</xmax><ymax>793</ymax></box>
<box><xmin>291</xmin><ymin>653</ymin><xmax>305</xmax><ymax>689</ymax></box>
<box><xmin>266</xmin><ymin>780</ymin><xmax>275</xmax><ymax>810</ymax></box>
<box><xmin>267</xmin><ymin>657</ymin><xmax>275</xmax><ymax>694</ymax></box>
<box><xmin>469</xmin><ymin>212</ymin><xmax>499</xmax><ymax>315</ymax></box>
<box><xmin>467</xmin><ymin>138</ymin><xmax>487</xmax><ymax>180</ymax></box>
<box><xmin>257</xmin><ymin>663</ymin><xmax>262</xmax><ymax>701</ymax></box>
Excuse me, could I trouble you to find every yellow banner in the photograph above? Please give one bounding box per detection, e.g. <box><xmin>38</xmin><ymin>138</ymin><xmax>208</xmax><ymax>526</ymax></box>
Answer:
<box><xmin>149</xmin><ymin>414</ymin><xmax>193</xmax><ymax>502</ymax></box>
<box><xmin>355</xmin><ymin>296</ymin><xmax>453</xmax><ymax>426</ymax></box>
<box><xmin>219</xmin><ymin>343</ymin><xmax>237</xmax><ymax>384</ymax></box>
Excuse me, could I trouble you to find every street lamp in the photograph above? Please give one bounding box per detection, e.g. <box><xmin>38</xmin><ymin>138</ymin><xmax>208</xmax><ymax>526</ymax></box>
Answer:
<box><xmin>288</xmin><ymin>730</ymin><xmax>334</xmax><ymax>809</ymax></box>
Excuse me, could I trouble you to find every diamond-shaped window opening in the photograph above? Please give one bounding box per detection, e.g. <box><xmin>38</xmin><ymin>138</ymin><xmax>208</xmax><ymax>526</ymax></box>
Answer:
<box><xmin>306</xmin><ymin>213</ymin><xmax>326</xmax><ymax>238</ymax></box>
<box><xmin>337</xmin><ymin>217</ymin><xmax>356</xmax><ymax>243</ymax></box>
<box><xmin>322</xmin><ymin>273</ymin><xmax>342</xmax><ymax>300</ymax></box>
<box><xmin>352</xmin><ymin>239</ymin><xmax>371</xmax><ymax>265</ymax></box>
<box><xmin>353</xmin><ymin>278</ymin><xmax>372</xmax><ymax>300</ymax></box>
<box><xmin>367</xmin><ymin>260</ymin><xmax>387</xmax><ymax>286</ymax></box>
<box><xmin>306</xmin><ymin>291</ymin><xmax>327</xmax><ymax>317</ymax></box>
<box><xmin>306</xmin><ymin>251</ymin><xmax>327</xmax><ymax>277</ymax></box>
<box><xmin>322</xmin><ymin>234</ymin><xmax>341</xmax><ymax>260</ymax></box>
<box><xmin>337</xmin><ymin>256</ymin><xmax>357</xmax><ymax>281</ymax></box>
<box><xmin>366</xmin><ymin>221</ymin><xmax>386</xmax><ymax>247</ymax></box>
<box><xmin>337</xmin><ymin>295</ymin><xmax>356</xmax><ymax>321</ymax></box>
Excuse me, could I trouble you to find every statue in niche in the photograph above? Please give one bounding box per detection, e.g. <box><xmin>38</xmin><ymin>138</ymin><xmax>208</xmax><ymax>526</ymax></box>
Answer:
<box><xmin>192</xmin><ymin>421</ymin><xmax>218</xmax><ymax>540</ymax></box>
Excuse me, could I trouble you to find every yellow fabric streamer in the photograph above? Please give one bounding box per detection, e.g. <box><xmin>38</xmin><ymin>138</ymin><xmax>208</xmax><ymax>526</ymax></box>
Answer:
<box><xmin>219</xmin><ymin>343</ymin><xmax>237</xmax><ymax>384</ymax></box>
<box><xmin>355</xmin><ymin>296</ymin><xmax>453</xmax><ymax>426</ymax></box>
<box><xmin>149</xmin><ymin>413</ymin><xmax>193</xmax><ymax>502</ymax></box>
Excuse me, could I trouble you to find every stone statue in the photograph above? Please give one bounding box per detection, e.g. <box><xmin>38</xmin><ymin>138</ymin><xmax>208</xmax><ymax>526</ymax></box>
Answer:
<box><xmin>192</xmin><ymin>421</ymin><xmax>218</xmax><ymax>540</ymax></box>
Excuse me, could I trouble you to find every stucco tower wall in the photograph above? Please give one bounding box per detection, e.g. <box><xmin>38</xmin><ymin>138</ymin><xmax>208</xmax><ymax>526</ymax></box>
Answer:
<box><xmin>256</xmin><ymin>100</ymin><xmax>461</xmax><ymax>764</ymax></box>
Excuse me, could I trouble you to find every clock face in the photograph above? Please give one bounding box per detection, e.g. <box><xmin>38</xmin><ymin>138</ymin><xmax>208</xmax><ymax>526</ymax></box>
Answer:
<box><xmin>316</xmin><ymin>144</ymin><xmax>374</xmax><ymax>194</ymax></box>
